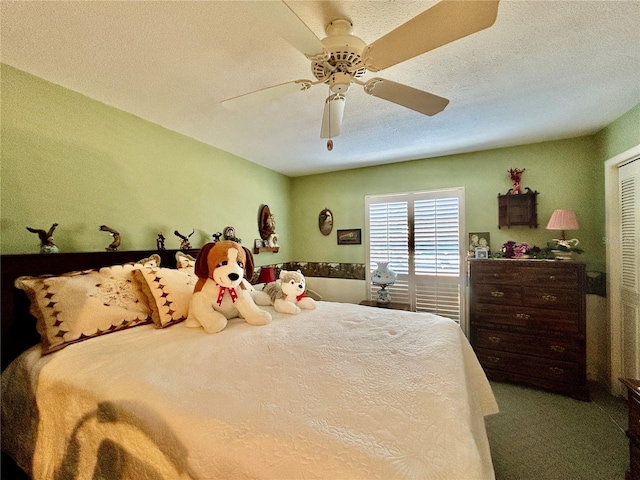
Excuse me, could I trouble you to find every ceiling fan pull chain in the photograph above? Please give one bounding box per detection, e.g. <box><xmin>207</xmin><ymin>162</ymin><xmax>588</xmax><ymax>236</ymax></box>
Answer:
<box><xmin>327</xmin><ymin>86</ymin><xmax>334</xmax><ymax>151</ymax></box>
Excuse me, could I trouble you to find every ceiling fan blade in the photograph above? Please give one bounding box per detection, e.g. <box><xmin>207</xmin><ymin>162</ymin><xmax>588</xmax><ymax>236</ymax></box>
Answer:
<box><xmin>244</xmin><ymin>1</ymin><xmax>325</xmax><ymax>57</ymax></box>
<box><xmin>364</xmin><ymin>78</ymin><xmax>449</xmax><ymax>116</ymax></box>
<box><xmin>222</xmin><ymin>80</ymin><xmax>313</xmax><ymax>111</ymax></box>
<box><xmin>363</xmin><ymin>0</ymin><xmax>500</xmax><ymax>72</ymax></box>
<box><xmin>320</xmin><ymin>94</ymin><xmax>346</xmax><ymax>139</ymax></box>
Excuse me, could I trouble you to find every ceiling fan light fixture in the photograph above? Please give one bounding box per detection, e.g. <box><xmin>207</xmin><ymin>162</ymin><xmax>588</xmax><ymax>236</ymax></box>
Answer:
<box><xmin>329</xmin><ymin>72</ymin><xmax>351</xmax><ymax>93</ymax></box>
<box><xmin>321</xmin><ymin>94</ymin><xmax>345</xmax><ymax>139</ymax></box>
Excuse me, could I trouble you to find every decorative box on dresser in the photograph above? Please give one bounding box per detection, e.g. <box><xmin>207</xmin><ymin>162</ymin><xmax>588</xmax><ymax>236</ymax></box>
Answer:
<box><xmin>469</xmin><ymin>259</ymin><xmax>588</xmax><ymax>401</ymax></box>
<box><xmin>621</xmin><ymin>378</ymin><xmax>640</xmax><ymax>480</ymax></box>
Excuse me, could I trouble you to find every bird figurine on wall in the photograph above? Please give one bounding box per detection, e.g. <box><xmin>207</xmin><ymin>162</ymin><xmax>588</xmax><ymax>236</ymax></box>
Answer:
<box><xmin>26</xmin><ymin>223</ymin><xmax>59</xmax><ymax>253</ymax></box>
<box><xmin>99</xmin><ymin>225</ymin><xmax>121</xmax><ymax>251</ymax></box>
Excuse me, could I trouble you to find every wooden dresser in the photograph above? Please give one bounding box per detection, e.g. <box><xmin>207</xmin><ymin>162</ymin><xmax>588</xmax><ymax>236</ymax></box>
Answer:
<box><xmin>621</xmin><ymin>378</ymin><xmax>640</xmax><ymax>480</ymax></box>
<box><xmin>469</xmin><ymin>259</ymin><xmax>588</xmax><ymax>400</ymax></box>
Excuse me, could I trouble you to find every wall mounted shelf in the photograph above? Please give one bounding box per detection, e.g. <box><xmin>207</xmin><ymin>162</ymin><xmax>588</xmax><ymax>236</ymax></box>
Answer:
<box><xmin>253</xmin><ymin>247</ymin><xmax>279</xmax><ymax>254</ymax></box>
<box><xmin>498</xmin><ymin>188</ymin><xmax>538</xmax><ymax>228</ymax></box>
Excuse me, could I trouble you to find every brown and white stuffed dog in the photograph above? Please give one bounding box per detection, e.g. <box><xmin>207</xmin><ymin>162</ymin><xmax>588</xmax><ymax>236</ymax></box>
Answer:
<box><xmin>185</xmin><ymin>241</ymin><xmax>271</xmax><ymax>334</ymax></box>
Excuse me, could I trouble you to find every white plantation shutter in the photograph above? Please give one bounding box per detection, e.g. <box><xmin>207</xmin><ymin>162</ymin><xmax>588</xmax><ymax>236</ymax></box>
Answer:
<box><xmin>620</xmin><ymin>171</ymin><xmax>637</xmax><ymax>291</ymax></box>
<box><xmin>414</xmin><ymin>196</ymin><xmax>461</xmax><ymax>320</ymax></box>
<box><xmin>618</xmin><ymin>158</ymin><xmax>640</xmax><ymax>379</ymax></box>
<box><xmin>366</xmin><ymin>188</ymin><xmax>464</xmax><ymax>322</ymax></box>
<box><xmin>369</xmin><ymin>201</ymin><xmax>409</xmax><ymax>274</ymax></box>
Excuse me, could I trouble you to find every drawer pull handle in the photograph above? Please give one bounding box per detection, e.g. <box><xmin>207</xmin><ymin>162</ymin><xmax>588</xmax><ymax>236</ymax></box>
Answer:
<box><xmin>515</xmin><ymin>313</ymin><xmax>531</xmax><ymax>320</ymax></box>
<box><xmin>549</xmin><ymin>367</ymin><xmax>565</xmax><ymax>375</ymax></box>
<box><xmin>488</xmin><ymin>336</ymin><xmax>501</xmax><ymax>343</ymax></box>
<box><xmin>550</xmin><ymin>345</ymin><xmax>566</xmax><ymax>353</ymax></box>
<box><xmin>487</xmin><ymin>356</ymin><xmax>500</xmax><ymax>364</ymax></box>
<box><xmin>542</xmin><ymin>294</ymin><xmax>558</xmax><ymax>302</ymax></box>
<box><xmin>549</xmin><ymin>275</ymin><xmax>556</xmax><ymax>280</ymax></box>
<box><xmin>491</xmin><ymin>291</ymin><xmax>505</xmax><ymax>298</ymax></box>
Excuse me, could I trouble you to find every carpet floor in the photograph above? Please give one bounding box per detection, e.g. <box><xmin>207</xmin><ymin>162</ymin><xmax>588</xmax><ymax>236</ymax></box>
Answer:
<box><xmin>486</xmin><ymin>381</ymin><xmax>628</xmax><ymax>480</ymax></box>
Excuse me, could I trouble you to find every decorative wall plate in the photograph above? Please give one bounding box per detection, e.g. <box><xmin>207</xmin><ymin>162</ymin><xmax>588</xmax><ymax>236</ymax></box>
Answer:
<box><xmin>318</xmin><ymin>208</ymin><xmax>333</xmax><ymax>236</ymax></box>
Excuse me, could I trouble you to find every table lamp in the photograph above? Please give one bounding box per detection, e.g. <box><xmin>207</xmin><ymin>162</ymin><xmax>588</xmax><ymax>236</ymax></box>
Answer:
<box><xmin>546</xmin><ymin>209</ymin><xmax>579</xmax><ymax>259</ymax></box>
<box><xmin>256</xmin><ymin>266</ymin><xmax>277</xmax><ymax>285</ymax></box>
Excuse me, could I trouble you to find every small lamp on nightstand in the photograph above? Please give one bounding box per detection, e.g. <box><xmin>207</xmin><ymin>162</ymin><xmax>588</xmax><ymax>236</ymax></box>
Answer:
<box><xmin>546</xmin><ymin>209</ymin><xmax>580</xmax><ymax>259</ymax></box>
<box><xmin>371</xmin><ymin>262</ymin><xmax>397</xmax><ymax>305</ymax></box>
<box><xmin>256</xmin><ymin>266</ymin><xmax>277</xmax><ymax>285</ymax></box>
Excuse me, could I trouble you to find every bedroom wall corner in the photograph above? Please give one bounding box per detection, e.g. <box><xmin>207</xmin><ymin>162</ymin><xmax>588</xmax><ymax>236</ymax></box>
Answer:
<box><xmin>595</xmin><ymin>102</ymin><xmax>640</xmax><ymax>163</ymax></box>
<box><xmin>0</xmin><ymin>64</ymin><xmax>292</xmax><ymax>258</ymax></box>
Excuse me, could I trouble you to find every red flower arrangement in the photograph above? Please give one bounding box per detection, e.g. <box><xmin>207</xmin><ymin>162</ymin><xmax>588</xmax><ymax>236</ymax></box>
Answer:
<box><xmin>501</xmin><ymin>241</ymin><xmax>541</xmax><ymax>259</ymax></box>
<box><xmin>508</xmin><ymin>168</ymin><xmax>525</xmax><ymax>194</ymax></box>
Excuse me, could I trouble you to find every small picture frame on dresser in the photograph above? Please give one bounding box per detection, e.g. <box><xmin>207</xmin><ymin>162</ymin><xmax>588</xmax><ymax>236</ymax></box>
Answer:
<box><xmin>475</xmin><ymin>247</ymin><xmax>489</xmax><ymax>259</ymax></box>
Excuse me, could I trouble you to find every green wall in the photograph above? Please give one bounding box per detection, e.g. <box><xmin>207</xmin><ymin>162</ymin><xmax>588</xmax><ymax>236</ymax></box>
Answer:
<box><xmin>289</xmin><ymin>105</ymin><xmax>638</xmax><ymax>273</ymax></box>
<box><xmin>2</xmin><ymin>64</ymin><xmax>638</xmax><ymax>274</ymax></box>
<box><xmin>1</xmin><ymin>64</ymin><xmax>291</xmax><ymax>263</ymax></box>
<box><xmin>291</xmin><ymin>137</ymin><xmax>607</xmax><ymax>270</ymax></box>
<box><xmin>595</xmin><ymin>103</ymin><xmax>640</xmax><ymax>162</ymax></box>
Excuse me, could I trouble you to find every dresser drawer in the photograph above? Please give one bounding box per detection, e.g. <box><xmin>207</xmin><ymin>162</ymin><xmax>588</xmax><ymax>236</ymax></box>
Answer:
<box><xmin>524</xmin><ymin>287</ymin><xmax>581</xmax><ymax>310</ymax></box>
<box><xmin>472</xmin><ymin>284</ymin><xmax>523</xmax><ymax>305</ymax></box>
<box><xmin>517</xmin><ymin>266</ymin><xmax>579</xmax><ymax>287</ymax></box>
<box><xmin>472</xmin><ymin>303</ymin><xmax>580</xmax><ymax>333</ymax></box>
<box><xmin>630</xmin><ymin>440</ymin><xmax>640</xmax><ymax>480</ymax></box>
<box><xmin>472</xmin><ymin>263</ymin><xmax>521</xmax><ymax>285</ymax></box>
<box><xmin>474</xmin><ymin>328</ymin><xmax>581</xmax><ymax>362</ymax></box>
<box><xmin>630</xmin><ymin>392</ymin><xmax>640</xmax><ymax>436</ymax></box>
<box><xmin>476</xmin><ymin>348</ymin><xmax>580</xmax><ymax>384</ymax></box>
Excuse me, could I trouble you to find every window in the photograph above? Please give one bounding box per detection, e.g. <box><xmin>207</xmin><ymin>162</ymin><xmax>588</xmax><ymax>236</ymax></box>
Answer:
<box><xmin>366</xmin><ymin>188</ymin><xmax>465</xmax><ymax>323</ymax></box>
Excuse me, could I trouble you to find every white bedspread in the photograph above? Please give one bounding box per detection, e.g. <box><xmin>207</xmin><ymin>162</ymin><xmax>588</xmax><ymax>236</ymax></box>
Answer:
<box><xmin>9</xmin><ymin>302</ymin><xmax>498</xmax><ymax>479</ymax></box>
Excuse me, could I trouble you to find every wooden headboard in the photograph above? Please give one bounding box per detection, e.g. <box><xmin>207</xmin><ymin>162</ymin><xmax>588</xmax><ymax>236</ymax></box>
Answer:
<box><xmin>0</xmin><ymin>249</ymin><xmax>200</xmax><ymax>371</ymax></box>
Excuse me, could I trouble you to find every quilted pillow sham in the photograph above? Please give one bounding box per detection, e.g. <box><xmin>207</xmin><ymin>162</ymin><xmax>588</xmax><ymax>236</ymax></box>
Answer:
<box><xmin>15</xmin><ymin>255</ymin><xmax>160</xmax><ymax>354</ymax></box>
<box><xmin>175</xmin><ymin>251</ymin><xmax>196</xmax><ymax>273</ymax></box>
<box><xmin>134</xmin><ymin>266</ymin><xmax>197</xmax><ymax>328</ymax></box>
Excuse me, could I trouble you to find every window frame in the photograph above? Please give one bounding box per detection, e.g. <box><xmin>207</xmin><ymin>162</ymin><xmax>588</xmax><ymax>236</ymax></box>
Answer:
<box><xmin>365</xmin><ymin>187</ymin><xmax>467</xmax><ymax>329</ymax></box>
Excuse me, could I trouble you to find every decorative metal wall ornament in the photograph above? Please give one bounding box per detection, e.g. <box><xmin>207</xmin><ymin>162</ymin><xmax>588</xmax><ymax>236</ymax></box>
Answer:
<box><xmin>259</xmin><ymin>205</ymin><xmax>278</xmax><ymax>247</ymax></box>
<box><xmin>318</xmin><ymin>208</ymin><xmax>333</xmax><ymax>236</ymax></box>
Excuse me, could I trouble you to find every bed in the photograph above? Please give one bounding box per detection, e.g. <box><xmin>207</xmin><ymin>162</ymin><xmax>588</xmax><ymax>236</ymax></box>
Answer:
<box><xmin>1</xmin><ymin>249</ymin><xmax>498</xmax><ymax>480</ymax></box>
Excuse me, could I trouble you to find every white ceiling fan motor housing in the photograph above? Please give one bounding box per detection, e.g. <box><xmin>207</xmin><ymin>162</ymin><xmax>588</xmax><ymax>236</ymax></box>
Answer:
<box><xmin>329</xmin><ymin>72</ymin><xmax>351</xmax><ymax>93</ymax></box>
<box><xmin>312</xmin><ymin>18</ymin><xmax>368</xmax><ymax>85</ymax></box>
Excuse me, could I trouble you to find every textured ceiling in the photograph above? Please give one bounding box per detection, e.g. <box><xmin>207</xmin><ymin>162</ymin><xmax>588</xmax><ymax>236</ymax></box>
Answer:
<box><xmin>2</xmin><ymin>1</ymin><xmax>639</xmax><ymax>177</ymax></box>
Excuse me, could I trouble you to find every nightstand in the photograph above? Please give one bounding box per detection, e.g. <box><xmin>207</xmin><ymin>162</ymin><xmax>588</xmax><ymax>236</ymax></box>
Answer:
<box><xmin>359</xmin><ymin>300</ymin><xmax>410</xmax><ymax>311</ymax></box>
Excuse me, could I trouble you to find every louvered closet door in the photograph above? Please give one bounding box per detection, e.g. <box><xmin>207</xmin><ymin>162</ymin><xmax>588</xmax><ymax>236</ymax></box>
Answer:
<box><xmin>619</xmin><ymin>159</ymin><xmax>640</xmax><ymax>379</ymax></box>
<box><xmin>366</xmin><ymin>188</ymin><xmax>464</xmax><ymax>322</ymax></box>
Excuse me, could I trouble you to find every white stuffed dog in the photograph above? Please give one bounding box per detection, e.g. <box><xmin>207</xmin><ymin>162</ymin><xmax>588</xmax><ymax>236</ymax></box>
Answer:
<box><xmin>185</xmin><ymin>241</ymin><xmax>271</xmax><ymax>333</ymax></box>
<box><xmin>259</xmin><ymin>269</ymin><xmax>317</xmax><ymax>315</ymax></box>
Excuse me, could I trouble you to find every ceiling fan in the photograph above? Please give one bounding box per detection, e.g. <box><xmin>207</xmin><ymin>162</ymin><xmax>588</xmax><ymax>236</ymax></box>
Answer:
<box><xmin>222</xmin><ymin>0</ymin><xmax>500</xmax><ymax>142</ymax></box>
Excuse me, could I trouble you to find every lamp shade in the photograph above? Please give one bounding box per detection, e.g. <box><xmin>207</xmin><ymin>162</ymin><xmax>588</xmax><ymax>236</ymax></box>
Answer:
<box><xmin>256</xmin><ymin>266</ymin><xmax>276</xmax><ymax>284</ymax></box>
<box><xmin>546</xmin><ymin>209</ymin><xmax>579</xmax><ymax>231</ymax></box>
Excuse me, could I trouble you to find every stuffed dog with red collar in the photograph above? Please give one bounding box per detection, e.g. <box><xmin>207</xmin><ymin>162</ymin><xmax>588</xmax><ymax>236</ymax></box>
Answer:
<box><xmin>185</xmin><ymin>241</ymin><xmax>271</xmax><ymax>334</ymax></box>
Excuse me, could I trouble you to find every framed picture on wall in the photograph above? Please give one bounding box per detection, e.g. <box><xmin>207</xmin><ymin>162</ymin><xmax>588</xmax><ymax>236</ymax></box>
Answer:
<box><xmin>468</xmin><ymin>232</ymin><xmax>490</xmax><ymax>256</ymax></box>
<box><xmin>337</xmin><ymin>229</ymin><xmax>361</xmax><ymax>245</ymax></box>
